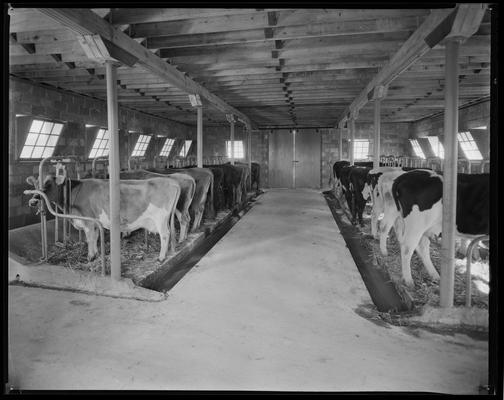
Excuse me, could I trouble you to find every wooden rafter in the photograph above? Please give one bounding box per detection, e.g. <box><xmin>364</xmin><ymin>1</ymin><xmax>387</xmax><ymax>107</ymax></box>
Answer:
<box><xmin>35</xmin><ymin>8</ymin><xmax>253</xmax><ymax>129</ymax></box>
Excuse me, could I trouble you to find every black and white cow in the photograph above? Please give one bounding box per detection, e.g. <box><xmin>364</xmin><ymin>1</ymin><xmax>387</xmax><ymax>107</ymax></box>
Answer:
<box><xmin>391</xmin><ymin>170</ymin><xmax>489</xmax><ymax>286</ymax></box>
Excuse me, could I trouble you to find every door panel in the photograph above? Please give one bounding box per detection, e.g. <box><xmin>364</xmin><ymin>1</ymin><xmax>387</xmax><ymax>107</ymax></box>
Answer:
<box><xmin>268</xmin><ymin>130</ymin><xmax>293</xmax><ymax>188</ymax></box>
<box><xmin>295</xmin><ymin>131</ymin><xmax>321</xmax><ymax>189</ymax></box>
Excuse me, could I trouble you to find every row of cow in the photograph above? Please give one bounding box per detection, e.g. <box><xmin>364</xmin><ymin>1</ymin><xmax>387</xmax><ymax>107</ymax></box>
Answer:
<box><xmin>330</xmin><ymin>160</ymin><xmax>489</xmax><ymax>286</ymax></box>
<box><xmin>26</xmin><ymin>161</ymin><xmax>261</xmax><ymax>264</ymax></box>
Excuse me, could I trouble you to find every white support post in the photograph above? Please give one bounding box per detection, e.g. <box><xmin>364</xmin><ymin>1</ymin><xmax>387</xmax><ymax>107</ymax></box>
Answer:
<box><xmin>373</xmin><ymin>85</ymin><xmax>387</xmax><ymax>169</ymax></box>
<box><xmin>227</xmin><ymin>114</ymin><xmax>236</xmax><ymax>165</ymax></box>
<box><xmin>349</xmin><ymin>117</ymin><xmax>356</xmax><ymax>165</ymax></box>
<box><xmin>197</xmin><ymin>106</ymin><xmax>203</xmax><ymax>168</ymax></box>
<box><xmin>338</xmin><ymin>125</ymin><xmax>344</xmax><ymax>161</ymax></box>
<box><xmin>247</xmin><ymin>127</ymin><xmax>252</xmax><ymax>190</ymax></box>
<box><xmin>105</xmin><ymin>61</ymin><xmax>121</xmax><ymax>281</ymax></box>
<box><xmin>440</xmin><ymin>38</ymin><xmax>461</xmax><ymax>308</ymax></box>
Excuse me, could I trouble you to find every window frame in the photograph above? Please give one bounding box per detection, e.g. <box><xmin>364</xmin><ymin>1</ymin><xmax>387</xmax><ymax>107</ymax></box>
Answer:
<box><xmin>130</xmin><ymin>134</ymin><xmax>152</xmax><ymax>158</ymax></box>
<box><xmin>88</xmin><ymin>127</ymin><xmax>110</xmax><ymax>159</ymax></box>
<box><xmin>179</xmin><ymin>140</ymin><xmax>193</xmax><ymax>157</ymax></box>
<box><xmin>18</xmin><ymin>117</ymin><xmax>65</xmax><ymax>160</ymax></box>
<box><xmin>457</xmin><ymin>131</ymin><xmax>483</xmax><ymax>161</ymax></box>
<box><xmin>409</xmin><ymin>139</ymin><xmax>426</xmax><ymax>159</ymax></box>
<box><xmin>353</xmin><ymin>139</ymin><xmax>370</xmax><ymax>161</ymax></box>
<box><xmin>427</xmin><ymin>136</ymin><xmax>445</xmax><ymax>159</ymax></box>
<box><xmin>225</xmin><ymin>140</ymin><xmax>245</xmax><ymax>159</ymax></box>
<box><xmin>159</xmin><ymin>138</ymin><xmax>176</xmax><ymax>157</ymax></box>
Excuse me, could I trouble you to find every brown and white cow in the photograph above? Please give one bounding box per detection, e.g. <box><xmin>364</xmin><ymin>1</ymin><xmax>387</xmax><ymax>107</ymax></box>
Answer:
<box><xmin>119</xmin><ymin>170</ymin><xmax>196</xmax><ymax>243</ymax></box>
<box><xmin>26</xmin><ymin>175</ymin><xmax>180</xmax><ymax>262</ymax></box>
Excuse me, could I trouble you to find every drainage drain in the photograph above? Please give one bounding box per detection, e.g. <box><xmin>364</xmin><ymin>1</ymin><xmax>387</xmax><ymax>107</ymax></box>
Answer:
<box><xmin>322</xmin><ymin>190</ymin><xmax>411</xmax><ymax>313</ymax></box>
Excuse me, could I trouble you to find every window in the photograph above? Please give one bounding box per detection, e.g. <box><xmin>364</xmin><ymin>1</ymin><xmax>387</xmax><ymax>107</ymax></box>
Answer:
<box><xmin>89</xmin><ymin>128</ymin><xmax>110</xmax><ymax>159</ymax></box>
<box><xmin>427</xmin><ymin>136</ymin><xmax>444</xmax><ymax>158</ymax></box>
<box><xmin>159</xmin><ymin>138</ymin><xmax>175</xmax><ymax>157</ymax></box>
<box><xmin>131</xmin><ymin>134</ymin><xmax>152</xmax><ymax>157</ymax></box>
<box><xmin>353</xmin><ymin>139</ymin><xmax>369</xmax><ymax>160</ymax></box>
<box><xmin>19</xmin><ymin>119</ymin><xmax>63</xmax><ymax>159</ymax></box>
<box><xmin>226</xmin><ymin>140</ymin><xmax>244</xmax><ymax>159</ymax></box>
<box><xmin>179</xmin><ymin>140</ymin><xmax>193</xmax><ymax>157</ymax></box>
<box><xmin>458</xmin><ymin>131</ymin><xmax>483</xmax><ymax>160</ymax></box>
<box><xmin>409</xmin><ymin>139</ymin><xmax>426</xmax><ymax>159</ymax></box>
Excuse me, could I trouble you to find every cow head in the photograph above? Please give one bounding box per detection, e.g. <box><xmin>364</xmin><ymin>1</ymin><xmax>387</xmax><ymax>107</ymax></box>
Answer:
<box><xmin>25</xmin><ymin>172</ymin><xmax>67</xmax><ymax>209</ymax></box>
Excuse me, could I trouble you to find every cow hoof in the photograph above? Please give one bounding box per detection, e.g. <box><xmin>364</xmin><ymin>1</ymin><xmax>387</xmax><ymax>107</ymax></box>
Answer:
<box><xmin>87</xmin><ymin>255</ymin><xmax>97</xmax><ymax>262</ymax></box>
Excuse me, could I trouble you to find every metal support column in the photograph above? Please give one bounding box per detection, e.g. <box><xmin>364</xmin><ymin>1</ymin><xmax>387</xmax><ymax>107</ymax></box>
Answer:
<box><xmin>230</xmin><ymin>119</ymin><xmax>235</xmax><ymax>165</ymax></box>
<box><xmin>106</xmin><ymin>61</ymin><xmax>121</xmax><ymax>281</ymax></box>
<box><xmin>440</xmin><ymin>39</ymin><xmax>461</xmax><ymax>308</ymax></box>
<box><xmin>373</xmin><ymin>99</ymin><xmax>381</xmax><ymax>169</ymax></box>
<box><xmin>349</xmin><ymin>118</ymin><xmax>355</xmax><ymax>165</ymax></box>
<box><xmin>338</xmin><ymin>125</ymin><xmax>343</xmax><ymax>161</ymax></box>
<box><xmin>197</xmin><ymin>106</ymin><xmax>203</xmax><ymax>168</ymax></box>
<box><xmin>247</xmin><ymin>127</ymin><xmax>252</xmax><ymax>190</ymax></box>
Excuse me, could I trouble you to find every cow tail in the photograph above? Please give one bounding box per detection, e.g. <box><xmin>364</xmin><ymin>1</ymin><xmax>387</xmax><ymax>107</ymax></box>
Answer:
<box><xmin>328</xmin><ymin>162</ymin><xmax>333</xmax><ymax>186</ymax></box>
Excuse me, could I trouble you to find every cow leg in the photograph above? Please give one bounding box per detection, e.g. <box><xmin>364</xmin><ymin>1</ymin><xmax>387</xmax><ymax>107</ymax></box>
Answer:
<box><xmin>397</xmin><ymin>222</ymin><xmax>424</xmax><ymax>287</ymax></box>
<box><xmin>83</xmin><ymin>224</ymin><xmax>99</xmax><ymax>262</ymax></box>
<box><xmin>415</xmin><ymin>235</ymin><xmax>440</xmax><ymax>281</ymax></box>
<box><xmin>169</xmin><ymin>208</ymin><xmax>176</xmax><ymax>253</ymax></box>
<box><xmin>174</xmin><ymin>209</ymin><xmax>185</xmax><ymax>243</ymax></box>
<box><xmin>378</xmin><ymin>215</ymin><xmax>396</xmax><ymax>256</ymax></box>
<box><xmin>371</xmin><ymin>208</ymin><xmax>379</xmax><ymax>239</ymax></box>
<box><xmin>191</xmin><ymin>210</ymin><xmax>202</xmax><ymax>233</ymax></box>
<box><xmin>156</xmin><ymin>216</ymin><xmax>170</xmax><ymax>262</ymax></box>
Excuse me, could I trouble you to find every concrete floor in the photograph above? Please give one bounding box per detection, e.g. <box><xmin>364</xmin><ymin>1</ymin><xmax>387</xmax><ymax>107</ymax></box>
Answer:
<box><xmin>8</xmin><ymin>189</ymin><xmax>487</xmax><ymax>392</ymax></box>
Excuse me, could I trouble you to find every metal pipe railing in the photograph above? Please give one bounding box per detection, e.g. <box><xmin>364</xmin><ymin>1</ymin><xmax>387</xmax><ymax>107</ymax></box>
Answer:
<box><xmin>480</xmin><ymin>160</ymin><xmax>490</xmax><ymax>173</ymax></box>
<box><xmin>36</xmin><ymin>156</ymin><xmax>82</xmax><ymax>259</ymax></box>
<box><xmin>24</xmin><ymin>189</ymin><xmax>107</xmax><ymax>276</ymax></box>
<box><xmin>92</xmin><ymin>156</ymin><xmax>109</xmax><ymax>177</ymax></box>
<box><xmin>465</xmin><ymin>235</ymin><xmax>489</xmax><ymax>307</ymax></box>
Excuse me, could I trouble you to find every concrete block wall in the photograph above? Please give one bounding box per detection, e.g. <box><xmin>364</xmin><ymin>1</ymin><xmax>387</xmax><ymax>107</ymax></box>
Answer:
<box><xmin>410</xmin><ymin>100</ymin><xmax>490</xmax><ymax>160</ymax></box>
<box><xmin>9</xmin><ymin>77</ymin><xmax>193</xmax><ymax>229</ymax></box>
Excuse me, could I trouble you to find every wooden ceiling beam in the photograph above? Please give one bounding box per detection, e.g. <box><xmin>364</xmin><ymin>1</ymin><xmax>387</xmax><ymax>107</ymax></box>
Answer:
<box><xmin>36</xmin><ymin>8</ymin><xmax>253</xmax><ymax>129</ymax></box>
<box><xmin>337</xmin><ymin>5</ymin><xmax>486</xmax><ymax>125</ymax></box>
<box><xmin>144</xmin><ymin>16</ymin><xmax>422</xmax><ymax>50</ymax></box>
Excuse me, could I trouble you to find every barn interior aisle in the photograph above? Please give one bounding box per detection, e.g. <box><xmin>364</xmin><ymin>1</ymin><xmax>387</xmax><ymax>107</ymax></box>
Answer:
<box><xmin>8</xmin><ymin>189</ymin><xmax>487</xmax><ymax>392</ymax></box>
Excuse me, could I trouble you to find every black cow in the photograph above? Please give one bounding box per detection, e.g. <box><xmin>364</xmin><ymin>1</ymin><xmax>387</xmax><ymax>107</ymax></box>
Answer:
<box><xmin>348</xmin><ymin>166</ymin><xmax>372</xmax><ymax>226</ymax></box>
<box><xmin>329</xmin><ymin>160</ymin><xmax>350</xmax><ymax>194</ymax></box>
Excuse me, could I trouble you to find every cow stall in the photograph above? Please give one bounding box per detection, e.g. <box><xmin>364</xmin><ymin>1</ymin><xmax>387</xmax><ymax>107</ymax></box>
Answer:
<box><xmin>6</xmin><ymin>5</ymin><xmax>497</xmax><ymax>394</ymax></box>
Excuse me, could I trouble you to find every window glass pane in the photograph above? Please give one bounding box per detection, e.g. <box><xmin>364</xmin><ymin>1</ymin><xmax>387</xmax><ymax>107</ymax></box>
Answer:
<box><xmin>89</xmin><ymin>128</ymin><xmax>110</xmax><ymax>158</ymax></box>
<box><xmin>410</xmin><ymin>139</ymin><xmax>426</xmax><ymax>159</ymax></box>
<box><xmin>35</xmin><ymin>134</ymin><xmax>49</xmax><ymax>146</ymax></box>
<box><xmin>353</xmin><ymin>139</ymin><xmax>369</xmax><ymax>159</ymax></box>
<box><xmin>427</xmin><ymin>136</ymin><xmax>444</xmax><ymax>158</ymax></box>
<box><xmin>457</xmin><ymin>131</ymin><xmax>483</xmax><ymax>160</ymax></box>
<box><xmin>52</xmin><ymin>123</ymin><xmax>63</xmax><ymax>136</ymax></box>
<box><xmin>20</xmin><ymin>146</ymin><xmax>33</xmax><ymax>158</ymax></box>
<box><xmin>25</xmin><ymin>133</ymin><xmax>38</xmax><ymax>145</ymax></box>
<box><xmin>30</xmin><ymin>119</ymin><xmax>43</xmax><ymax>133</ymax></box>
<box><xmin>32</xmin><ymin>146</ymin><xmax>44</xmax><ymax>158</ymax></box>
<box><xmin>40</xmin><ymin>121</ymin><xmax>53</xmax><ymax>134</ymax></box>
<box><xmin>47</xmin><ymin>135</ymin><xmax>59</xmax><ymax>147</ymax></box>
<box><xmin>42</xmin><ymin>147</ymin><xmax>54</xmax><ymax>158</ymax></box>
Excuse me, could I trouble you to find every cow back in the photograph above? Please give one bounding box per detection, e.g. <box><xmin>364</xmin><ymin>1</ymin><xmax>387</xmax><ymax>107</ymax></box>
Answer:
<box><xmin>392</xmin><ymin>170</ymin><xmax>443</xmax><ymax>218</ymax></box>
